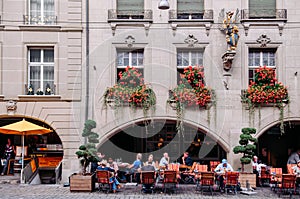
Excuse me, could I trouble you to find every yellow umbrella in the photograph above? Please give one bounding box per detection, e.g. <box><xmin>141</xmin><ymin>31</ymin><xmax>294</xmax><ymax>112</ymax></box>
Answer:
<box><xmin>0</xmin><ymin>119</ymin><xmax>52</xmax><ymax>183</ymax></box>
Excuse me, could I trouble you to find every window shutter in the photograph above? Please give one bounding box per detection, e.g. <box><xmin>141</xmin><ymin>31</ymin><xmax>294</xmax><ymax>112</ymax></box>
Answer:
<box><xmin>177</xmin><ymin>0</ymin><xmax>204</xmax><ymax>12</ymax></box>
<box><xmin>117</xmin><ymin>0</ymin><xmax>144</xmax><ymax>11</ymax></box>
<box><xmin>249</xmin><ymin>0</ymin><xmax>276</xmax><ymax>18</ymax></box>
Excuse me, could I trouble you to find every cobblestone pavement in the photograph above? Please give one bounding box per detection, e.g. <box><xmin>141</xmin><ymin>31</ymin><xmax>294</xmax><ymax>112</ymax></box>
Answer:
<box><xmin>0</xmin><ymin>183</ymin><xmax>295</xmax><ymax>199</ymax></box>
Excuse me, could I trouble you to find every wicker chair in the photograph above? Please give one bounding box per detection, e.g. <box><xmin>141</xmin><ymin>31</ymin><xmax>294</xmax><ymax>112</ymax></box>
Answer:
<box><xmin>163</xmin><ymin>170</ymin><xmax>178</xmax><ymax>193</ymax></box>
<box><xmin>198</xmin><ymin>172</ymin><xmax>215</xmax><ymax>195</ymax></box>
<box><xmin>224</xmin><ymin>171</ymin><xmax>239</xmax><ymax>195</ymax></box>
<box><xmin>277</xmin><ymin>174</ymin><xmax>296</xmax><ymax>198</ymax></box>
<box><xmin>140</xmin><ymin>171</ymin><xmax>156</xmax><ymax>194</ymax></box>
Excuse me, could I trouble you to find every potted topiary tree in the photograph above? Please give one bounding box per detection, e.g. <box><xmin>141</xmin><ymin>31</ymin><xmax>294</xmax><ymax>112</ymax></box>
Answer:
<box><xmin>70</xmin><ymin>119</ymin><xmax>99</xmax><ymax>192</ymax></box>
<box><xmin>233</xmin><ymin>127</ymin><xmax>257</xmax><ymax>188</ymax></box>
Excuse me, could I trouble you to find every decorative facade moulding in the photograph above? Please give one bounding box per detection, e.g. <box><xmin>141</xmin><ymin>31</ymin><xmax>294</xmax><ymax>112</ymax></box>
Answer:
<box><xmin>184</xmin><ymin>34</ymin><xmax>198</xmax><ymax>47</ymax></box>
<box><xmin>256</xmin><ymin>34</ymin><xmax>271</xmax><ymax>47</ymax></box>
<box><xmin>125</xmin><ymin>35</ymin><xmax>135</xmax><ymax>48</ymax></box>
<box><xmin>222</xmin><ymin>51</ymin><xmax>236</xmax><ymax>72</ymax></box>
<box><xmin>6</xmin><ymin>100</ymin><xmax>17</xmax><ymax>115</ymax></box>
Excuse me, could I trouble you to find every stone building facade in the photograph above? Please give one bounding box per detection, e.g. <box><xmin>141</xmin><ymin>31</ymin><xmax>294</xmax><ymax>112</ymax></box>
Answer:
<box><xmin>0</xmin><ymin>0</ymin><xmax>300</xmax><ymax>183</ymax></box>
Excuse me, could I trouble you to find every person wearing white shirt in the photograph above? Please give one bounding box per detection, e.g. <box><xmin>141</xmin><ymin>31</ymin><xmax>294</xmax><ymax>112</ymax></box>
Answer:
<box><xmin>214</xmin><ymin>159</ymin><xmax>233</xmax><ymax>191</ymax></box>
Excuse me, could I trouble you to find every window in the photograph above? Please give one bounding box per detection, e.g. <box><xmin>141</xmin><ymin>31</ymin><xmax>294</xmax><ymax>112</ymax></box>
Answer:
<box><xmin>28</xmin><ymin>48</ymin><xmax>54</xmax><ymax>94</ymax></box>
<box><xmin>177</xmin><ymin>49</ymin><xmax>203</xmax><ymax>83</ymax></box>
<box><xmin>117</xmin><ymin>0</ymin><xmax>144</xmax><ymax>19</ymax></box>
<box><xmin>248</xmin><ymin>48</ymin><xmax>276</xmax><ymax>84</ymax></box>
<box><xmin>177</xmin><ymin>0</ymin><xmax>204</xmax><ymax>19</ymax></box>
<box><xmin>28</xmin><ymin>0</ymin><xmax>55</xmax><ymax>25</ymax></box>
<box><xmin>249</xmin><ymin>0</ymin><xmax>276</xmax><ymax>18</ymax></box>
<box><xmin>117</xmin><ymin>49</ymin><xmax>144</xmax><ymax>81</ymax></box>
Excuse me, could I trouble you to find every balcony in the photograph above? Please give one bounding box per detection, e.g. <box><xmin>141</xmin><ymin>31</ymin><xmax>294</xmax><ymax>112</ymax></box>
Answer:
<box><xmin>240</xmin><ymin>9</ymin><xmax>287</xmax><ymax>36</ymax></box>
<box><xmin>169</xmin><ymin>9</ymin><xmax>213</xmax><ymax>21</ymax></box>
<box><xmin>107</xmin><ymin>9</ymin><xmax>152</xmax><ymax>35</ymax></box>
<box><xmin>241</xmin><ymin>9</ymin><xmax>287</xmax><ymax>20</ymax></box>
<box><xmin>23</xmin><ymin>15</ymin><xmax>57</xmax><ymax>25</ymax></box>
<box><xmin>108</xmin><ymin>9</ymin><xmax>152</xmax><ymax>22</ymax></box>
<box><xmin>168</xmin><ymin>9</ymin><xmax>213</xmax><ymax>35</ymax></box>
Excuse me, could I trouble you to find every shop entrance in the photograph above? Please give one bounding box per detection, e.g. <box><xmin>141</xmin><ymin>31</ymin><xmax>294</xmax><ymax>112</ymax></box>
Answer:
<box><xmin>258</xmin><ymin>121</ymin><xmax>300</xmax><ymax>172</ymax></box>
<box><xmin>99</xmin><ymin>120</ymin><xmax>226</xmax><ymax>165</ymax></box>
<box><xmin>0</xmin><ymin>117</ymin><xmax>63</xmax><ymax>184</ymax></box>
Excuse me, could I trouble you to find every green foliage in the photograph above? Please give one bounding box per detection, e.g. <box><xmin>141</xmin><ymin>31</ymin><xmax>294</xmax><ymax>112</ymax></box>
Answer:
<box><xmin>75</xmin><ymin>119</ymin><xmax>99</xmax><ymax>174</ymax></box>
<box><xmin>233</xmin><ymin>127</ymin><xmax>257</xmax><ymax>172</ymax></box>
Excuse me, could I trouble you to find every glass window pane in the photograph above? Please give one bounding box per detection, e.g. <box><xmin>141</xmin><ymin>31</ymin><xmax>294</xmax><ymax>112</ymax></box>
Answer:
<box><xmin>177</xmin><ymin>53</ymin><xmax>182</xmax><ymax>66</ymax></box>
<box><xmin>30</xmin><ymin>49</ymin><xmax>41</xmax><ymax>62</ymax></box>
<box><xmin>44</xmin><ymin>49</ymin><xmax>54</xmax><ymax>62</ymax></box>
<box><xmin>43</xmin><ymin>65</ymin><xmax>54</xmax><ymax>81</ymax></box>
<box><xmin>117</xmin><ymin>52</ymin><xmax>124</xmax><ymax>66</ymax></box>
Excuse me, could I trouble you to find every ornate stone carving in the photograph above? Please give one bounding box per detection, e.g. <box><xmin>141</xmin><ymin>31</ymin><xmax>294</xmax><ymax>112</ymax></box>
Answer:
<box><xmin>6</xmin><ymin>100</ymin><xmax>17</xmax><ymax>115</ymax></box>
<box><xmin>184</xmin><ymin>34</ymin><xmax>198</xmax><ymax>47</ymax></box>
<box><xmin>257</xmin><ymin>34</ymin><xmax>271</xmax><ymax>47</ymax></box>
<box><xmin>125</xmin><ymin>35</ymin><xmax>135</xmax><ymax>48</ymax></box>
<box><xmin>222</xmin><ymin>51</ymin><xmax>236</xmax><ymax>71</ymax></box>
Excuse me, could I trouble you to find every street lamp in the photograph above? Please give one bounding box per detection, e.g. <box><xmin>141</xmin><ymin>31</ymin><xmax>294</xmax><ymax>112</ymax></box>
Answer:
<box><xmin>158</xmin><ymin>0</ymin><xmax>170</xmax><ymax>10</ymax></box>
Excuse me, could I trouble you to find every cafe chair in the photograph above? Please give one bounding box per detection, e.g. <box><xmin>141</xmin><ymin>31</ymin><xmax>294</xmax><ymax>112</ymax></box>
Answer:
<box><xmin>277</xmin><ymin>174</ymin><xmax>296</xmax><ymax>198</ymax></box>
<box><xmin>287</xmin><ymin>164</ymin><xmax>296</xmax><ymax>174</ymax></box>
<box><xmin>140</xmin><ymin>171</ymin><xmax>156</xmax><ymax>194</ymax></box>
<box><xmin>259</xmin><ymin>167</ymin><xmax>271</xmax><ymax>186</ymax></box>
<box><xmin>197</xmin><ymin>171</ymin><xmax>215</xmax><ymax>195</ymax></box>
<box><xmin>96</xmin><ymin>170</ymin><xmax>113</xmax><ymax>193</ymax></box>
<box><xmin>209</xmin><ymin>161</ymin><xmax>220</xmax><ymax>172</ymax></box>
<box><xmin>192</xmin><ymin>163</ymin><xmax>208</xmax><ymax>189</ymax></box>
<box><xmin>163</xmin><ymin>170</ymin><xmax>178</xmax><ymax>194</ymax></box>
<box><xmin>224</xmin><ymin>171</ymin><xmax>239</xmax><ymax>195</ymax></box>
<box><xmin>269</xmin><ymin>168</ymin><xmax>282</xmax><ymax>192</ymax></box>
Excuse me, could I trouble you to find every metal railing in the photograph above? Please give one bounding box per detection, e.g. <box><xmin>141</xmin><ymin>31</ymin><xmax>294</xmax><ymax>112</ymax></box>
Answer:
<box><xmin>241</xmin><ymin>9</ymin><xmax>287</xmax><ymax>20</ymax></box>
<box><xmin>25</xmin><ymin>84</ymin><xmax>56</xmax><ymax>95</ymax></box>
<box><xmin>23</xmin><ymin>15</ymin><xmax>57</xmax><ymax>25</ymax></box>
<box><xmin>169</xmin><ymin>9</ymin><xmax>213</xmax><ymax>20</ymax></box>
<box><xmin>108</xmin><ymin>9</ymin><xmax>152</xmax><ymax>21</ymax></box>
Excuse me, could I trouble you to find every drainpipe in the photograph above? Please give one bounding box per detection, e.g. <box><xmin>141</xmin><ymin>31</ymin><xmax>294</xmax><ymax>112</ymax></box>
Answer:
<box><xmin>85</xmin><ymin>0</ymin><xmax>90</xmax><ymax>144</ymax></box>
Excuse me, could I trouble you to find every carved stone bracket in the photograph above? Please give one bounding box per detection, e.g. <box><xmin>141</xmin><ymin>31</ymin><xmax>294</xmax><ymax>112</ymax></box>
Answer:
<box><xmin>243</xmin><ymin>24</ymin><xmax>250</xmax><ymax>36</ymax></box>
<box><xmin>222</xmin><ymin>51</ymin><xmax>236</xmax><ymax>71</ymax></box>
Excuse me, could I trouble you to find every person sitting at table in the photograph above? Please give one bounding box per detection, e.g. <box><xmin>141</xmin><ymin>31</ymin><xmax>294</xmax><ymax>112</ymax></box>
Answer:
<box><xmin>159</xmin><ymin>152</ymin><xmax>169</xmax><ymax>169</ymax></box>
<box><xmin>127</xmin><ymin>153</ymin><xmax>142</xmax><ymax>183</ymax></box>
<box><xmin>91</xmin><ymin>152</ymin><xmax>105</xmax><ymax>173</ymax></box>
<box><xmin>179</xmin><ymin>152</ymin><xmax>193</xmax><ymax>167</ymax></box>
<box><xmin>144</xmin><ymin>154</ymin><xmax>156</xmax><ymax>168</ymax></box>
<box><xmin>97</xmin><ymin>159</ymin><xmax>121</xmax><ymax>193</ymax></box>
<box><xmin>214</xmin><ymin>159</ymin><xmax>234</xmax><ymax>192</ymax></box>
<box><xmin>1</xmin><ymin>138</ymin><xmax>15</xmax><ymax>176</ymax></box>
<box><xmin>292</xmin><ymin>160</ymin><xmax>300</xmax><ymax>187</ymax></box>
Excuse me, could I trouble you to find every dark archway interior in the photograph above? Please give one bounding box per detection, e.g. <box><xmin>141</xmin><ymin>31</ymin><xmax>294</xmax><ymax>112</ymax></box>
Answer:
<box><xmin>0</xmin><ymin>117</ymin><xmax>63</xmax><ymax>158</ymax></box>
<box><xmin>258</xmin><ymin>121</ymin><xmax>300</xmax><ymax>172</ymax></box>
<box><xmin>99</xmin><ymin>120</ymin><xmax>226</xmax><ymax>164</ymax></box>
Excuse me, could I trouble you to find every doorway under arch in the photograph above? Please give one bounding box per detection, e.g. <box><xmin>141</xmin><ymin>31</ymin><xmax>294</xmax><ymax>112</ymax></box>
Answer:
<box><xmin>257</xmin><ymin>121</ymin><xmax>300</xmax><ymax>172</ymax></box>
<box><xmin>99</xmin><ymin>119</ymin><xmax>226</xmax><ymax>165</ymax></box>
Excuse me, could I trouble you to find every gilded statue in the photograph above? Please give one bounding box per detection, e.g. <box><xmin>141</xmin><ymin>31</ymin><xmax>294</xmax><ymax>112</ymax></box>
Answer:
<box><xmin>220</xmin><ymin>10</ymin><xmax>240</xmax><ymax>51</ymax></box>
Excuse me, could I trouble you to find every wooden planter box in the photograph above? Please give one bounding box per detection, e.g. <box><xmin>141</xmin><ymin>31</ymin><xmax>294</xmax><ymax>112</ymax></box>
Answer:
<box><xmin>70</xmin><ymin>173</ymin><xmax>95</xmax><ymax>192</ymax></box>
<box><xmin>238</xmin><ymin>172</ymin><xmax>256</xmax><ymax>188</ymax></box>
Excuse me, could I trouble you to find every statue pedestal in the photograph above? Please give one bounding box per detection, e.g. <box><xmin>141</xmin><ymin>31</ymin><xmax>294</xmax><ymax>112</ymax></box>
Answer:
<box><xmin>222</xmin><ymin>51</ymin><xmax>236</xmax><ymax>71</ymax></box>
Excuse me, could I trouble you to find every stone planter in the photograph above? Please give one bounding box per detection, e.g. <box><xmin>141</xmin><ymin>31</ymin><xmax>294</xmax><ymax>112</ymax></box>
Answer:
<box><xmin>70</xmin><ymin>173</ymin><xmax>95</xmax><ymax>192</ymax></box>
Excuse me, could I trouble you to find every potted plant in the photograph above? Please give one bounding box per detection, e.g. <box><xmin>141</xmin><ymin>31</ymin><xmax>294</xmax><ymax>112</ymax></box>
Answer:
<box><xmin>233</xmin><ymin>127</ymin><xmax>257</xmax><ymax>188</ymax></box>
<box><xmin>242</xmin><ymin>66</ymin><xmax>289</xmax><ymax>134</ymax></box>
<box><xmin>104</xmin><ymin>66</ymin><xmax>156</xmax><ymax>114</ymax></box>
<box><xmin>70</xmin><ymin>119</ymin><xmax>99</xmax><ymax>192</ymax></box>
<box><xmin>167</xmin><ymin>66</ymin><xmax>213</xmax><ymax>132</ymax></box>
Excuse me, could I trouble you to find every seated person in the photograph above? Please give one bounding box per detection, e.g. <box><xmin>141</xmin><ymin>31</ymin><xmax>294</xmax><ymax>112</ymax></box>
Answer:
<box><xmin>292</xmin><ymin>160</ymin><xmax>300</xmax><ymax>187</ymax></box>
<box><xmin>127</xmin><ymin>153</ymin><xmax>142</xmax><ymax>183</ymax></box>
<box><xmin>159</xmin><ymin>152</ymin><xmax>169</xmax><ymax>170</ymax></box>
<box><xmin>179</xmin><ymin>152</ymin><xmax>193</xmax><ymax>167</ymax></box>
<box><xmin>97</xmin><ymin>160</ymin><xmax>121</xmax><ymax>193</ymax></box>
<box><xmin>214</xmin><ymin>159</ymin><xmax>233</xmax><ymax>191</ymax></box>
<box><xmin>144</xmin><ymin>154</ymin><xmax>156</xmax><ymax>168</ymax></box>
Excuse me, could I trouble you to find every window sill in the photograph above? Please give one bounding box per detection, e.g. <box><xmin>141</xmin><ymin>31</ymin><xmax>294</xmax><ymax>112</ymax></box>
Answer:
<box><xmin>18</xmin><ymin>95</ymin><xmax>61</xmax><ymax>102</ymax></box>
<box><xmin>19</xmin><ymin>25</ymin><xmax>62</xmax><ymax>32</ymax></box>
